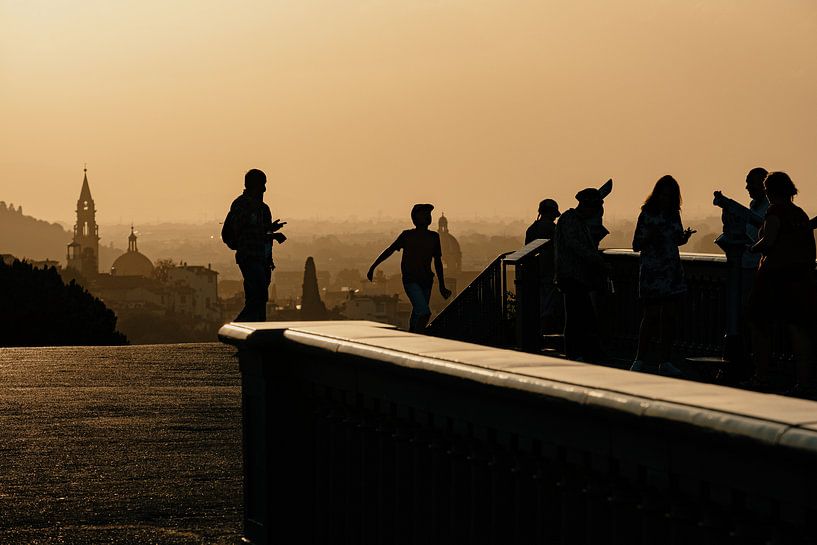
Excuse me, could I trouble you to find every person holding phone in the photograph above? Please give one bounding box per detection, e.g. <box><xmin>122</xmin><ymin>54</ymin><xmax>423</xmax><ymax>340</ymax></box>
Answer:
<box><xmin>630</xmin><ymin>175</ymin><xmax>695</xmax><ymax>376</ymax></box>
<box><xmin>222</xmin><ymin>168</ymin><xmax>286</xmax><ymax>322</ymax></box>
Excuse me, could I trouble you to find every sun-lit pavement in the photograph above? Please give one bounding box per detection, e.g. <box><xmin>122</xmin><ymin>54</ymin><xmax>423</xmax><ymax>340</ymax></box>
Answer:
<box><xmin>0</xmin><ymin>343</ymin><xmax>242</xmax><ymax>544</ymax></box>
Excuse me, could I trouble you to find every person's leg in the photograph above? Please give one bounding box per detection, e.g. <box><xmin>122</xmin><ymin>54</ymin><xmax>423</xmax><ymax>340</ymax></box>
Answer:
<box><xmin>749</xmin><ymin>321</ymin><xmax>772</xmax><ymax>384</ymax></box>
<box><xmin>657</xmin><ymin>298</ymin><xmax>683</xmax><ymax>376</ymax></box>
<box><xmin>562</xmin><ymin>288</ymin><xmax>578</xmax><ymax>359</ymax></box>
<box><xmin>659</xmin><ymin>299</ymin><xmax>678</xmax><ymax>363</ymax></box>
<box><xmin>635</xmin><ymin>303</ymin><xmax>659</xmax><ymax>362</ymax></box>
<box><xmin>236</xmin><ymin>260</ymin><xmax>268</xmax><ymax>322</ymax></box>
<box><xmin>581</xmin><ymin>290</ymin><xmax>603</xmax><ymax>362</ymax></box>
<box><xmin>415</xmin><ymin>283</ymin><xmax>433</xmax><ymax>331</ymax></box>
<box><xmin>257</xmin><ymin>265</ymin><xmax>272</xmax><ymax>321</ymax></box>
<box><xmin>404</xmin><ymin>282</ymin><xmax>432</xmax><ymax>332</ymax></box>
<box><xmin>789</xmin><ymin>323</ymin><xmax>815</xmax><ymax>388</ymax></box>
<box><xmin>564</xmin><ymin>287</ymin><xmax>596</xmax><ymax>361</ymax></box>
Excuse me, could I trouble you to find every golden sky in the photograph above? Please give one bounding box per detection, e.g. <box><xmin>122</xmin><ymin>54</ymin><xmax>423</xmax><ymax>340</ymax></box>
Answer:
<box><xmin>2</xmin><ymin>0</ymin><xmax>816</xmax><ymax>225</ymax></box>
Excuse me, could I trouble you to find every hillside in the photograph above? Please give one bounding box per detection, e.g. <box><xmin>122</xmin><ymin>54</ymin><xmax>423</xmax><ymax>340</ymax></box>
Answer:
<box><xmin>0</xmin><ymin>201</ymin><xmax>123</xmax><ymax>269</ymax></box>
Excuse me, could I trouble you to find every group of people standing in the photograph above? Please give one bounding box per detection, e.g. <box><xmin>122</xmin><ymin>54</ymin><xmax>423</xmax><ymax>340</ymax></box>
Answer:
<box><xmin>223</xmin><ymin>167</ymin><xmax>817</xmax><ymax>394</ymax></box>
<box><xmin>533</xmin><ymin>169</ymin><xmax>817</xmax><ymax>393</ymax></box>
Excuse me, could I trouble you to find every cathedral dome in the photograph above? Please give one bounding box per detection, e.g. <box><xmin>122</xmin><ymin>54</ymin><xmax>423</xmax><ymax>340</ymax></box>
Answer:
<box><xmin>437</xmin><ymin>213</ymin><xmax>462</xmax><ymax>273</ymax></box>
<box><xmin>111</xmin><ymin>227</ymin><xmax>154</xmax><ymax>278</ymax></box>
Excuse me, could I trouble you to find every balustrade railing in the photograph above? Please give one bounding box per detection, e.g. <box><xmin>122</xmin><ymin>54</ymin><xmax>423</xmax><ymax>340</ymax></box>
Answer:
<box><xmin>220</xmin><ymin>321</ymin><xmax>817</xmax><ymax>545</ymax></box>
<box><xmin>601</xmin><ymin>250</ymin><xmax>730</xmax><ymax>358</ymax></box>
<box><xmin>430</xmin><ymin>244</ymin><xmax>817</xmax><ymax>365</ymax></box>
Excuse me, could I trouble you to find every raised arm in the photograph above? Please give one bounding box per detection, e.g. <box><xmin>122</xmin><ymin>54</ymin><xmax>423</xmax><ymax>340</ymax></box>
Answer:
<box><xmin>367</xmin><ymin>237</ymin><xmax>401</xmax><ymax>281</ymax></box>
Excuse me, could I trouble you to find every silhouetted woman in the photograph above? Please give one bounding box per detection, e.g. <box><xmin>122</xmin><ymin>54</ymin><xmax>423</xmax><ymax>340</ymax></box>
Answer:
<box><xmin>630</xmin><ymin>175</ymin><xmax>695</xmax><ymax>376</ymax></box>
<box><xmin>367</xmin><ymin>204</ymin><xmax>452</xmax><ymax>332</ymax></box>
<box><xmin>745</xmin><ymin>172</ymin><xmax>817</xmax><ymax>396</ymax></box>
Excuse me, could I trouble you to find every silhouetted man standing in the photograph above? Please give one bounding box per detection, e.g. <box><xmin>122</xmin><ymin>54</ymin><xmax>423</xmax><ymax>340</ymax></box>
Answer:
<box><xmin>222</xmin><ymin>169</ymin><xmax>286</xmax><ymax>321</ymax></box>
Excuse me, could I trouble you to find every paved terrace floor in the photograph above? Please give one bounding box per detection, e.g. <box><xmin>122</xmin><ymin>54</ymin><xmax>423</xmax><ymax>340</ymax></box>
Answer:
<box><xmin>0</xmin><ymin>343</ymin><xmax>242</xmax><ymax>544</ymax></box>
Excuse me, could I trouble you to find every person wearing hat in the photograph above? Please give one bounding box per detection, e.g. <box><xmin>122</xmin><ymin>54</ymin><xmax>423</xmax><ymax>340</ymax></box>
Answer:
<box><xmin>367</xmin><ymin>204</ymin><xmax>452</xmax><ymax>332</ymax></box>
<box><xmin>554</xmin><ymin>187</ymin><xmax>608</xmax><ymax>361</ymax></box>
<box><xmin>525</xmin><ymin>199</ymin><xmax>561</xmax><ymax>244</ymax></box>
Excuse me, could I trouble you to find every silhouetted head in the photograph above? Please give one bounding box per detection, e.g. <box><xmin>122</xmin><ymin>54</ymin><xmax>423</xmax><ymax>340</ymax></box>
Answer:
<box><xmin>537</xmin><ymin>199</ymin><xmax>561</xmax><ymax>221</ymax></box>
<box><xmin>411</xmin><ymin>203</ymin><xmax>434</xmax><ymax>228</ymax></box>
<box><xmin>763</xmin><ymin>171</ymin><xmax>797</xmax><ymax>204</ymax></box>
<box><xmin>746</xmin><ymin>167</ymin><xmax>768</xmax><ymax>201</ymax></box>
<box><xmin>643</xmin><ymin>175</ymin><xmax>681</xmax><ymax>214</ymax></box>
<box><xmin>574</xmin><ymin>188</ymin><xmax>603</xmax><ymax>218</ymax></box>
<box><xmin>244</xmin><ymin>169</ymin><xmax>267</xmax><ymax>196</ymax></box>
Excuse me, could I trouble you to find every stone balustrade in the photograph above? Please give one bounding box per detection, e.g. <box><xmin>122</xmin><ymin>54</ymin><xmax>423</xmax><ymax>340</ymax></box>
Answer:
<box><xmin>220</xmin><ymin>320</ymin><xmax>817</xmax><ymax>545</ymax></box>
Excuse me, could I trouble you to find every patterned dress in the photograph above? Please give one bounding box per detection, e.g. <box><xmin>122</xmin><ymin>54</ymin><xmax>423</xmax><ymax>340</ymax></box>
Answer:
<box><xmin>632</xmin><ymin>209</ymin><xmax>687</xmax><ymax>300</ymax></box>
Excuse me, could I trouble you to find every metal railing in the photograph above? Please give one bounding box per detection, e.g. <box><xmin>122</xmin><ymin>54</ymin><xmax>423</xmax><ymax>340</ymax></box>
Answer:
<box><xmin>426</xmin><ymin>253</ymin><xmax>510</xmax><ymax>347</ymax></box>
<box><xmin>601</xmin><ymin>250</ymin><xmax>730</xmax><ymax>357</ymax></box>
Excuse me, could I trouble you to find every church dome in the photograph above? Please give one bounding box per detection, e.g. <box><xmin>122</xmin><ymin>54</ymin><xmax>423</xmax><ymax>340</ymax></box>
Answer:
<box><xmin>437</xmin><ymin>213</ymin><xmax>462</xmax><ymax>273</ymax></box>
<box><xmin>111</xmin><ymin>226</ymin><xmax>154</xmax><ymax>278</ymax></box>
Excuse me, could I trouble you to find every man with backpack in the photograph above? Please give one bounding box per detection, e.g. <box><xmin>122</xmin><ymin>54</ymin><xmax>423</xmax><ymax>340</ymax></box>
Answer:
<box><xmin>222</xmin><ymin>169</ymin><xmax>286</xmax><ymax>321</ymax></box>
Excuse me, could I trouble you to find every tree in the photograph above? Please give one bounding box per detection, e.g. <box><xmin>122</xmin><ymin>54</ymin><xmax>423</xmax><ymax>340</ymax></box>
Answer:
<box><xmin>152</xmin><ymin>258</ymin><xmax>177</xmax><ymax>282</ymax></box>
<box><xmin>300</xmin><ymin>256</ymin><xmax>327</xmax><ymax>320</ymax></box>
<box><xmin>0</xmin><ymin>259</ymin><xmax>127</xmax><ymax>346</ymax></box>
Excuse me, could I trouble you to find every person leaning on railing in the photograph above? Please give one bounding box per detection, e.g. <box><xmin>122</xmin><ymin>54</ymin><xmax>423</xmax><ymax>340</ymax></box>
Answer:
<box><xmin>554</xmin><ymin>188</ymin><xmax>608</xmax><ymax>362</ymax></box>
<box><xmin>744</xmin><ymin>172</ymin><xmax>817</xmax><ymax>397</ymax></box>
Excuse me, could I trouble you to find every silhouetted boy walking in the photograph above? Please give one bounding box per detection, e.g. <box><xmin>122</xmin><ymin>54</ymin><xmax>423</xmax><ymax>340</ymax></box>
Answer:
<box><xmin>367</xmin><ymin>204</ymin><xmax>451</xmax><ymax>332</ymax></box>
<box><xmin>222</xmin><ymin>169</ymin><xmax>286</xmax><ymax>321</ymax></box>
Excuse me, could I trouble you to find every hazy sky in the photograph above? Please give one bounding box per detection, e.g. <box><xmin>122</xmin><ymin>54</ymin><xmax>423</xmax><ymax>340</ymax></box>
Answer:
<box><xmin>2</xmin><ymin>0</ymin><xmax>816</xmax><ymax>225</ymax></box>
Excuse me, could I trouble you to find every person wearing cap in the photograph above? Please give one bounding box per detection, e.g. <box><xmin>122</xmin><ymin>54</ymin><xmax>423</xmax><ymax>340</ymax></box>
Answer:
<box><xmin>554</xmin><ymin>188</ymin><xmax>608</xmax><ymax>361</ymax></box>
<box><xmin>367</xmin><ymin>204</ymin><xmax>452</xmax><ymax>332</ymax></box>
<box><xmin>525</xmin><ymin>198</ymin><xmax>563</xmax><ymax>334</ymax></box>
<box><xmin>525</xmin><ymin>199</ymin><xmax>561</xmax><ymax>244</ymax></box>
<box><xmin>221</xmin><ymin>168</ymin><xmax>286</xmax><ymax>321</ymax></box>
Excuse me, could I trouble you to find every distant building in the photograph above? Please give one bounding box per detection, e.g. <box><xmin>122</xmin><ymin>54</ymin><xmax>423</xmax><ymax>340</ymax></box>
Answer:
<box><xmin>437</xmin><ymin>213</ymin><xmax>462</xmax><ymax>274</ymax></box>
<box><xmin>166</xmin><ymin>264</ymin><xmax>220</xmax><ymax>322</ymax></box>
<box><xmin>92</xmin><ymin>275</ymin><xmax>166</xmax><ymax>315</ymax></box>
<box><xmin>111</xmin><ymin>227</ymin><xmax>154</xmax><ymax>278</ymax></box>
<box><xmin>342</xmin><ymin>292</ymin><xmax>409</xmax><ymax>327</ymax></box>
<box><xmin>66</xmin><ymin>168</ymin><xmax>100</xmax><ymax>277</ymax></box>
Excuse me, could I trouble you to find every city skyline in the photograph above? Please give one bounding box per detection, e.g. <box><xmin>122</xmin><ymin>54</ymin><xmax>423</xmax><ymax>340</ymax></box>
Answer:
<box><xmin>2</xmin><ymin>0</ymin><xmax>816</xmax><ymax>224</ymax></box>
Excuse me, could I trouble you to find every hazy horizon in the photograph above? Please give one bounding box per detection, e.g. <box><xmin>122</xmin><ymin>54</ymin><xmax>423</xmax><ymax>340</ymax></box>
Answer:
<box><xmin>3</xmin><ymin>0</ymin><xmax>816</xmax><ymax>224</ymax></box>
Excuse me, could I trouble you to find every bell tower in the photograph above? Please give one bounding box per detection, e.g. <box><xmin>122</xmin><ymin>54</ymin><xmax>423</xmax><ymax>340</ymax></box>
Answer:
<box><xmin>66</xmin><ymin>167</ymin><xmax>100</xmax><ymax>276</ymax></box>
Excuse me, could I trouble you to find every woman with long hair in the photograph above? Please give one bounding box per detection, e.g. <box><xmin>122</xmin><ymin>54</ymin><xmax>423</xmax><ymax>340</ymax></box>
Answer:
<box><xmin>745</xmin><ymin>172</ymin><xmax>817</xmax><ymax>396</ymax></box>
<box><xmin>630</xmin><ymin>175</ymin><xmax>695</xmax><ymax>375</ymax></box>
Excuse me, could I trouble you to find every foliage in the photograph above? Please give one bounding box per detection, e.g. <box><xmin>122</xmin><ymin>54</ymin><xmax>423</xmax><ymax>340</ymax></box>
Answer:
<box><xmin>0</xmin><ymin>259</ymin><xmax>128</xmax><ymax>346</ymax></box>
<box><xmin>152</xmin><ymin>258</ymin><xmax>177</xmax><ymax>283</ymax></box>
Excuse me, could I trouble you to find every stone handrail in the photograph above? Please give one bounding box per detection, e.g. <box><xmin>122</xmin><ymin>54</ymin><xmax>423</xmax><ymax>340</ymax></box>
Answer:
<box><xmin>220</xmin><ymin>320</ymin><xmax>817</xmax><ymax>544</ymax></box>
